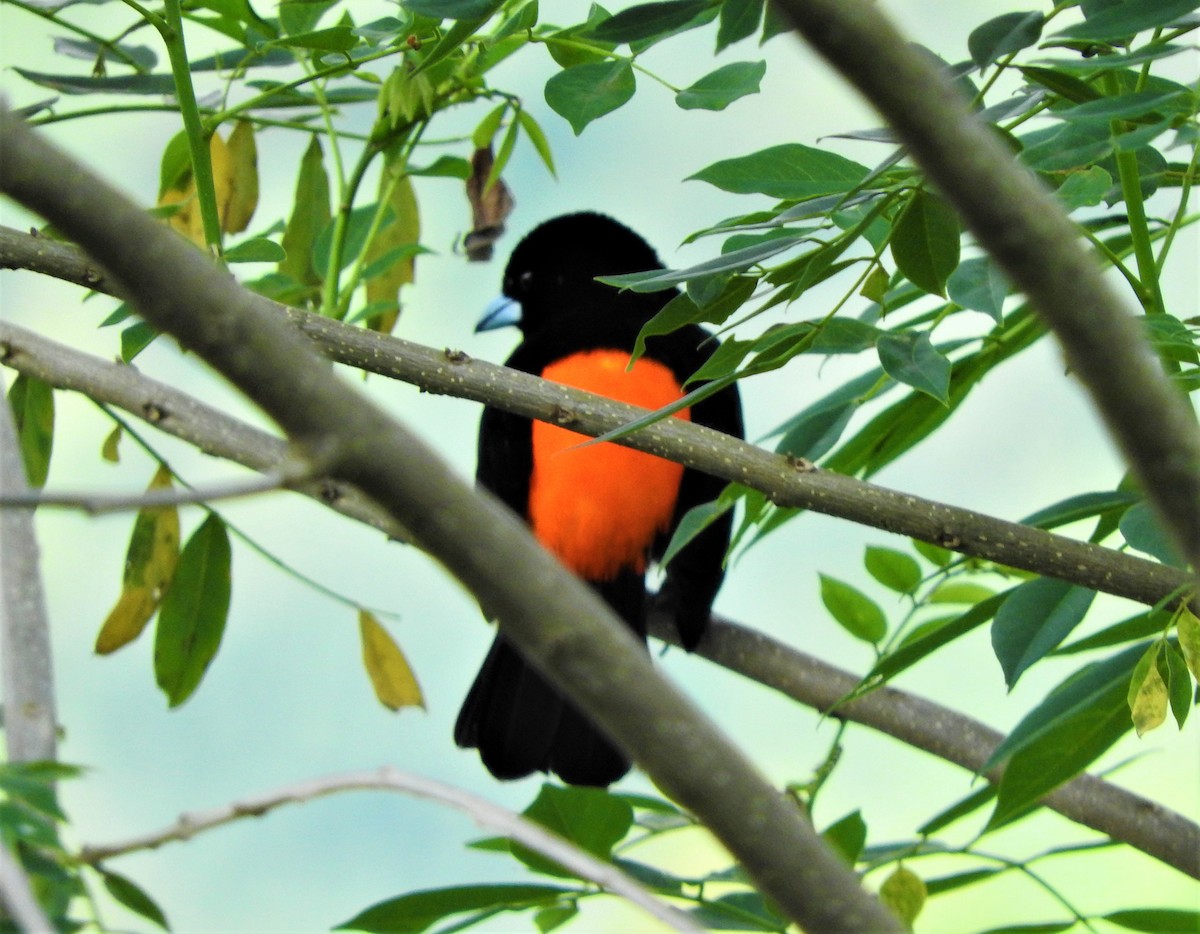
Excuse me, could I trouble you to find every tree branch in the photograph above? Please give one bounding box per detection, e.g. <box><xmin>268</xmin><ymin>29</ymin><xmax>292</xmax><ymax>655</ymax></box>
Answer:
<box><xmin>772</xmin><ymin>0</ymin><xmax>1200</xmax><ymax>578</ymax></box>
<box><xmin>0</xmin><ymin>843</ymin><xmax>52</xmax><ymax>934</ymax></box>
<box><xmin>0</xmin><ymin>315</ymin><xmax>409</xmax><ymax>541</ymax></box>
<box><xmin>2</xmin><ymin>322</ymin><xmax>1195</xmax><ymax>881</ymax></box>
<box><xmin>1</xmin><ymin>106</ymin><xmax>900</xmax><ymax>933</ymax></box>
<box><xmin>78</xmin><ymin>766</ymin><xmax>704</xmax><ymax>934</ymax></box>
<box><xmin>652</xmin><ymin>613</ymin><xmax>1200</xmax><ymax>880</ymax></box>
<box><xmin>0</xmin><ymin>231</ymin><xmax>1190</xmax><ymax>613</ymax></box>
<box><xmin>0</xmin><ymin>375</ymin><xmax>57</xmax><ymax>764</ymax></box>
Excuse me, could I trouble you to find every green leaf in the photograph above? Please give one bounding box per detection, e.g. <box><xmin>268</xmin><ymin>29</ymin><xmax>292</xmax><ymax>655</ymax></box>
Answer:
<box><xmin>675</xmin><ymin>60</ymin><xmax>765</xmax><ymax>111</ymax></box>
<box><xmin>992</xmin><ymin>579</ymin><xmax>1097</xmax><ymax>689</ymax></box>
<box><xmin>912</xmin><ymin>539</ymin><xmax>952</xmax><ymax>567</ymax></box>
<box><xmin>1127</xmin><ymin>641</ymin><xmax>1169</xmax><ymax>736</ymax></box>
<box><xmin>876</xmin><ymin>332</ymin><xmax>951</xmax><ymax>405</ymax></box>
<box><xmin>917</xmin><ymin>786</ymin><xmax>997</xmax><ymax>836</ymax></box>
<box><xmin>14</xmin><ymin>67</ymin><xmax>177</xmax><ymax>96</ymax></box>
<box><xmin>1163</xmin><ymin>641</ymin><xmax>1191</xmax><ymax>730</ymax></box>
<box><xmin>535</xmin><ymin>903</ymin><xmax>578</xmax><ymax>932</ymax></box>
<box><xmin>660</xmin><ymin>496</ymin><xmax>735</xmax><ymax>568</ymax></box>
<box><xmin>100</xmin><ymin>870</ymin><xmax>169</xmax><ymax>930</ymax></box>
<box><xmin>928</xmin><ymin>581</ymin><xmax>995</xmax><ymax>604</ymax></box>
<box><xmin>879</xmin><ymin>865</ymin><xmax>926</xmax><ymax>927</ymax></box>
<box><xmin>224</xmin><ymin>237</ymin><xmax>286</xmax><ymax>263</ymax></box>
<box><xmin>689</xmin><ymin>143</ymin><xmax>869</xmax><ymax>200</ymax></box>
<box><xmin>864</xmin><ymin>546</ymin><xmax>922</xmax><ymax>594</ymax></box>
<box><xmin>409</xmin><ymin>155</ymin><xmax>472</xmax><ymax>179</ymax></box>
<box><xmin>1054</xmin><ymin>166</ymin><xmax>1113</xmax><ymax>211</ymax></box>
<box><xmin>121</xmin><ymin>321</ymin><xmax>158</xmax><ymax>363</ymax></box>
<box><xmin>1103</xmin><ymin>909</ymin><xmax>1200</xmax><ymax>933</ymax></box>
<box><xmin>607</xmin><ymin>231</ymin><xmax>806</xmax><ymax>293</ymax></box>
<box><xmin>1052</xmin><ymin>0</ymin><xmax>1200</xmax><ymax>41</ymax></box>
<box><xmin>985</xmin><ymin>640</ymin><xmax>1143</xmax><ymax>770</ymax></box>
<box><xmin>968</xmin><ymin>11</ymin><xmax>1044</xmax><ymax>67</ymax></box>
<box><xmin>514</xmin><ymin>785</ymin><xmax>633</xmax><ymax>877</ymax></box>
<box><xmin>1054</xmin><ymin>609</ymin><xmax>1170</xmax><ymax>656</ymax></box>
<box><xmin>399</xmin><ymin>0</ymin><xmax>505</xmax><ymax>19</ymax></box>
<box><xmin>154</xmin><ymin>514</ymin><xmax>232</xmax><ymax>707</ymax></box>
<box><xmin>1019</xmin><ymin>489</ymin><xmax>1138</xmax><ymax>530</ymax></box>
<box><xmin>279</xmin><ymin>0</ymin><xmax>336</xmax><ymax>35</ymax></box>
<box><xmin>587</xmin><ymin>1</ymin><xmax>711</xmax><ymax>43</ymax></box>
<box><xmin>890</xmin><ymin>189</ymin><xmax>960</xmax><ymax>297</ymax></box>
<box><xmin>769</xmin><ymin>367</ymin><xmax>883</xmax><ymax>461</ymax></box>
<box><xmin>975</xmin><ymin>921</ymin><xmax>1075</xmax><ymax>934</ymax></box>
<box><xmin>947</xmin><ymin>256</ymin><xmax>1009</xmax><ymax>322</ymax></box>
<box><xmin>335</xmin><ymin>884</ymin><xmax>569</xmax><ymax>932</ymax></box>
<box><xmin>821</xmin><ymin>810</ymin><xmax>867</xmax><ymax>866</ymax></box>
<box><xmin>158</xmin><ymin>130</ymin><xmax>193</xmax><ymax>197</ymax></box>
<box><xmin>1018</xmin><ymin>66</ymin><xmax>1102</xmax><ymax>104</ymax></box>
<box><xmin>923</xmin><ymin>867</ymin><xmax>1002</xmax><ymax>896</ymax></box>
<box><xmin>717</xmin><ymin>0</ymin><xmax>763</xmax><ymax>51</ymax></box>
<box><xmin>517</xmin><ymin>109</ymin><xmax>557</xmax><ymax>177</ymax></box>
<box><xmin>1018</xmin><ymin>122</ymin><xmax>1113</xmax><ymax>172</ymax></box>
<box><xmin>1119</xmin><ymin>500</ymin><xmax>1184</xmax><ymax>566</ymax></box>
<box><xmin>1053</xmin><ymin>90</ymin><xmax>1188</xmax><ymax>124</ymax></box>
<box><xmin>819</xmin><ymin>574</ymin><xmax>887</xmax><ymax>643</ymax></box>
<box><xmin>274</xmin><ymin>25</ymin><xmax>358</xmax><ymax>51</ymax></box>
<box><xmin>870</xmin><ymin>592</ymin><xmax>1009</xmax><ymax>685</ymax></box>
<box><xmin>313</xmin><ymin>202</ymin><xmax>383</xmax><ymax>275</ymax></box>
<box><xmin>544</xmin><ymin>60</ymin><xmax>636</xmax><ymax>135</ymax></box>
<box><xmin>988</xmin><ymin>648</ymin><xmax>1141</xmax><ymax>828</ymax></box>
<box><xmin>7</xmin><ymin>373</ymin><xmax>54</xmax><ymax>488</ymax></box>
<box><xmin>280</xmin><ymin>135</ymin><xmax>332</xmax><ymax>288</ymax></box>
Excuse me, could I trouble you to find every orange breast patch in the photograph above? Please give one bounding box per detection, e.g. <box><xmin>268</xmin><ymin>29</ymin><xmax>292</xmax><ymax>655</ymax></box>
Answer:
<box><xmin>530</xmin><ymin>350</ymin><xmax>691</xmax><ymax>581</ymax></box>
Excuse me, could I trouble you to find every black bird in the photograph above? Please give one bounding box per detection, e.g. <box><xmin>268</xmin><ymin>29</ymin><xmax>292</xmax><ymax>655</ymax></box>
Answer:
<box><xmin>455</xmin><ymin>213</ymin><xmax>744</xmax><ymax>786</ymax></box>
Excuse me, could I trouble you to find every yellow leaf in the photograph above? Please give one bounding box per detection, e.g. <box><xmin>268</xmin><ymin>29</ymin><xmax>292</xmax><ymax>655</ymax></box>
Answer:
<box><xmin>223</xmin><ymin>119</ymin><xmax>259</xmax><ymax>234</ymax></box>
<box><xmin>364</xmin><ymin>168</ymin><xmax>420</xmax><ymax>335</ymax></box>
<box><xmin>879</xmin><ymin>865</ymin><xmax>926</xmax><ymax>928</ymax></box>
<box><xmin>101</xmin><ymin>425</ymin><xmax>122</xmax><ymax>463</ymax></box>
<box><xmin>95</xmin><ymin>466</ymin><xmax>180</xmax><ymax>654</ymax></box>
<box><xmin>96</xmin><ymin>587</ymin><xmax>157</xmax><ymax>654</ymax></box>
<box><xmin>1177</xmin><ymin>607</ymin><xmax>1200</xmax><ymax>683</ymax></box>
<box><xmin>359</xmin><ymin>611</ymin><xmax>424</xmax><ymax>711</ymax></box>
<box><xmin>158</xmin><ymin>132</ymin><xmax>231</xmax><ymax>247</ymax></box>
<box><xmin>1129</xmin><ymin>642</ymin><xmax>1168</xmax><ymax>737</ymax></box>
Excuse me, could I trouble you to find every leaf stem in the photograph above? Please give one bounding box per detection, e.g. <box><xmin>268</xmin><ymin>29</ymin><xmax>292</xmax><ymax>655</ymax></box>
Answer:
<box><xmin>157</xmin><ymin>0</ymin><xmax>224</xmax><ymax>255</ymax></box>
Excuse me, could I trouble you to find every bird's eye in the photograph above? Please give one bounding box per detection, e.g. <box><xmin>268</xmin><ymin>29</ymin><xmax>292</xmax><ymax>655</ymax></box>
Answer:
<box><xmin>517</xmin><ymin>270</ymin><xmax>534</xmax><ymax>291</ymax></box>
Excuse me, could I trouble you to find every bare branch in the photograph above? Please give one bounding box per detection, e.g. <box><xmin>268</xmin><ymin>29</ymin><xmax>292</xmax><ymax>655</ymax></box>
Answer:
<box><xmin>78</xmin><ymin>767</ymin><xmax>705</xmax><ymax>934</ymax></box>
<box><xmin>772</xmin><ymin>0</ymin><xmax>1200</xmax><ymax>577</ymax></box>
<box><xmin>2</xmin><ymin>105</ymin><xmax>900</xmax><ymax>932</ymax></box>
<box><xmin>0</xmin><ymin>469</ymin><xmax>297</xmax><ymax>514</ymax></box>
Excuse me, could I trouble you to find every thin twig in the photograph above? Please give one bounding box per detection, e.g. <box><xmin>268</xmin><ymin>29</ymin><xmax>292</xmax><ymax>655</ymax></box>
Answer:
<box><xmin>79</xmin><ymin>767</ymin><xmax>705</xmax><ymax>934</ymax></box>
<box><xmin>0</xmin><ymin>469</ymin><xmax>296</xmax><ymax>514</ymax></box>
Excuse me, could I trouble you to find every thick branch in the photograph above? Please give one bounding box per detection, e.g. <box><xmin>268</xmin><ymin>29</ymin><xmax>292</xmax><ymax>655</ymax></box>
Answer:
<box><xmin>2</xmin><ymin>323</ymin><xmax>1195</xmax><ymax>881</ymax></box>
<box><xmin>1</xmin><ymin>107</ymin><xmax>899</xmax><ymax>933</ymax></box>
<box><xmin>652</xmin><ymin>614</ymin><xmax>1200</xmax><ymax>880</ymax></box>
<box><xmin>772</xmin><ymin>0</ymin><xmax>1200</xmax><ymax>576</ymax></box>
<box><xmin>79</xmin><ymin>767</ymin><xmax>703</xmax><ymax>934</ymax></box>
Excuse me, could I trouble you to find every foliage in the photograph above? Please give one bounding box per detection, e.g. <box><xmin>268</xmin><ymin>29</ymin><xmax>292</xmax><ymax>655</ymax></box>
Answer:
<box><xmin>1</xmin><ymin>0</ymin><xmax>1198</xmax><ymax>931</ymax></box>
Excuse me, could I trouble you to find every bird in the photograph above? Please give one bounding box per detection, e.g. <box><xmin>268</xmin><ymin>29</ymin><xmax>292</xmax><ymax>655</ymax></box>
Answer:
<box><xmin>454</xmin><ymin>212</ymin><xmax>744</xmax><ymax>787</ymax></box>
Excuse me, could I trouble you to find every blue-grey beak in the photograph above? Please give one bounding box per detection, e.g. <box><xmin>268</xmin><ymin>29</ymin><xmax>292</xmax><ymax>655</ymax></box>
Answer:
<box><xmin>476</xmin><ymin>295</ymin><xmax>521</xmax><ymax>333</ymax></box>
